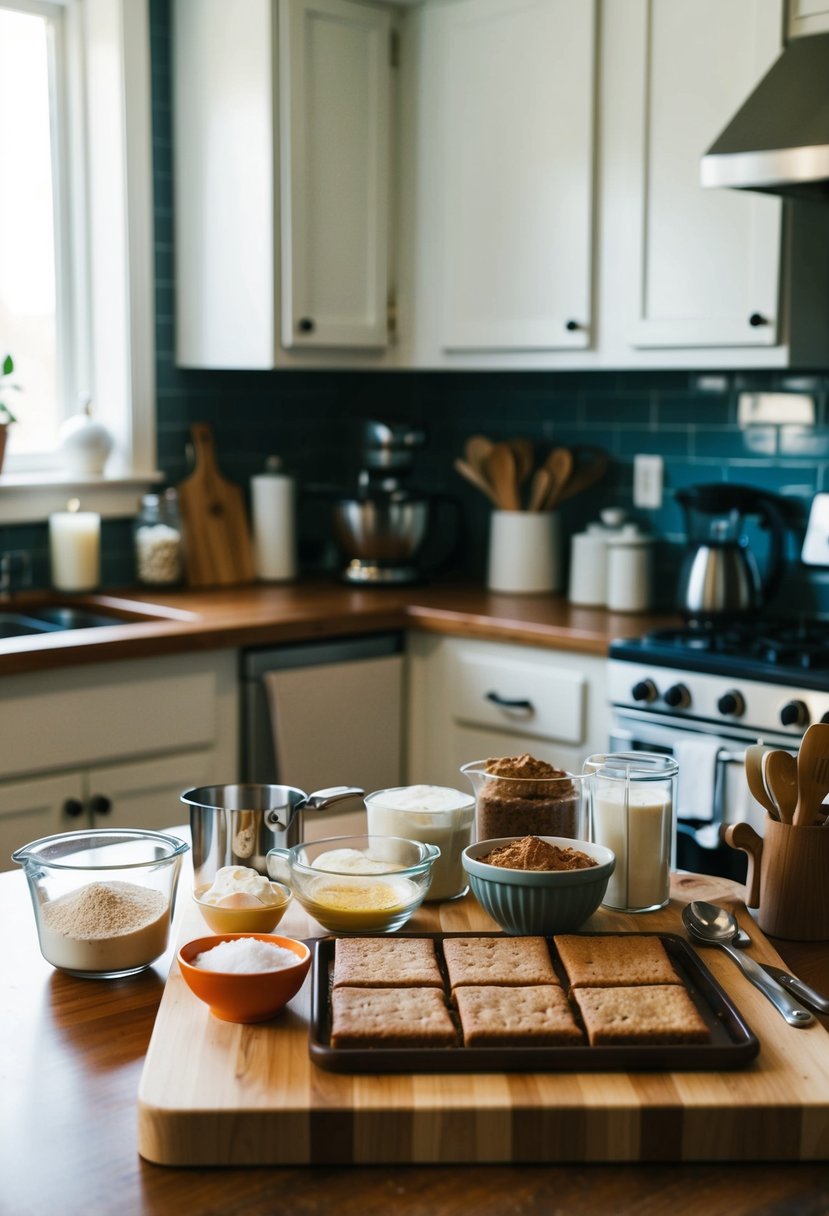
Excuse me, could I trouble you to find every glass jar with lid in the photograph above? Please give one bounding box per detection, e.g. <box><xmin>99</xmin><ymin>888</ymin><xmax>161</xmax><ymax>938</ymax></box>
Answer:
<box><xmin>134</xmin><ymin>489</ymin><xmax>184</xmax><ymax>586</ymax></box>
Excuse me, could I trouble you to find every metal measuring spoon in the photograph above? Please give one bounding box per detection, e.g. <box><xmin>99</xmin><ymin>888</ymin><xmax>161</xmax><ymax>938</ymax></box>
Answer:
<box><xmin>682</xmin><ymin>900</ymin><xmax>814</xmax><ymax>1027</ymax></box>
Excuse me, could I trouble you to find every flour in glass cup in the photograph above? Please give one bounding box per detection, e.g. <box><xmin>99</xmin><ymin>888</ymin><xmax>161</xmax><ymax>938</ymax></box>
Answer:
<box><xmin>39</xmin><ymin>880</ymin><xmax>169</xmax><ymax>972</ymax></box>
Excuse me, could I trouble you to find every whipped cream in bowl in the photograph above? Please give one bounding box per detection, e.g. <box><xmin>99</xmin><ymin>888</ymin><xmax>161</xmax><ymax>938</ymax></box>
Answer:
<box><xmin>193</xmin><ymin>864</ymin><xmax>291</xmax><ymax>934</ymax></box>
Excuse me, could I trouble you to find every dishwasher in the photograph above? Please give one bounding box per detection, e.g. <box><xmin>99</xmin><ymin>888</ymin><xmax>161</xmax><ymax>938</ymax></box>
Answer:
<box><xmin>240</xmin><ymin>633</ymin><xmax>404</xmax><ymax>836</ymax></box>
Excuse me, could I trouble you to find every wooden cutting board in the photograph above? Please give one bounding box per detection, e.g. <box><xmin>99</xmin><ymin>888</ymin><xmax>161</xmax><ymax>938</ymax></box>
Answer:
<box><xmin>137</xmin><ymin>874</ymin><xmax>829</xmax><ymax>1166</ymax></box>
<box><xmin>177</xmin><ymin>422</ymin><xmax>255</xmax><ymax>586</ymax></box>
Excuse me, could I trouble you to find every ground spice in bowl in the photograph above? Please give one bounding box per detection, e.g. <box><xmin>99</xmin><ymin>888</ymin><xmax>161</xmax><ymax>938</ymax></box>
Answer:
<box><xmin>479</xmin><ymin>835</ymin><xmax>598</xmax><ymax>872</ymax></box>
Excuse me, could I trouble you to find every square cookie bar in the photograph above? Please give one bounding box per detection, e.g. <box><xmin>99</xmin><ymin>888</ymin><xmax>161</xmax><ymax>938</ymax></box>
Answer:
<box><xmin>455</xmin><ymin>984</ymin><xmax>583</xmax><ymax>1047</ymax></box>
<box><xmin>573</xmin><ymin>985</ymin><xmax>709</xmax><ymax>1046</ymax></box>
<box><xmin>332</xmin><ymin>937</ymin><xmax>443</xmax><ymax>989</ymax></box>
<box><xmin>554</xmin><ymin>935</ymin><xmax>680</xmax><ymax>989</ymax></box>
<box><xmin>442</xmin><ymin>936</ymin><xmax>558</xmax><ymax>990</ymax></box>
<box><xmin>330</xmin><ymin>986</ymin><xmax>458</xmax><ymax>1048</ymax></box>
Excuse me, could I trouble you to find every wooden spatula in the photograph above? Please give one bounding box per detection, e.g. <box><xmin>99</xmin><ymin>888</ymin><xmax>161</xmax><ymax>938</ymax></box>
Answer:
<box><xmin>744</xmin><ymin>743</ymin><xmax>777</xmax><ymax>820</ymax></box>
<box><xmin>794</xmin><ymin>723</ymin><xmax>829</xmax><ymax>826</ymax></box>
<box><xmin>541</xmin><ymin>447</ymin><xmax>574</xmax><ymax>509</ymax></box>
<box><xmin>762</xmin><ymin>749</ymin><xmax>797</xmax><ymax>825</ymax></box>
<box><xmin>177</xmin><ymin>422</ymin><xmax>255</xmax><ymax>586</ymax></box>
<box><xmin>484</xmin><ymin>443</ymin><xmax>521</xmax><ymax>511</ymax></box>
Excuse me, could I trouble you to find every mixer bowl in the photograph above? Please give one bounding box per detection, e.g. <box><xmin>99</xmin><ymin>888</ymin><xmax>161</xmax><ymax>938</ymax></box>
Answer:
<box><xmin>333</xmin><ymin>497</ymin><xmax>428</xmax><ymax>562</ymax></box>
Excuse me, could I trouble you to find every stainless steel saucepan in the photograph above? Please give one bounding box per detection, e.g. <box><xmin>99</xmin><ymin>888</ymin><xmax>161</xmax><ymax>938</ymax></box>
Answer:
<box><xmin>182</xmin><ymin>783</ymin><xmax>364</xmax><ymax>884</ymax></box>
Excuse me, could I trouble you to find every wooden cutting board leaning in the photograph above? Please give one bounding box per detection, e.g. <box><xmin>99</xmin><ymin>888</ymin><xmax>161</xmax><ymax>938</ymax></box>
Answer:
<box><xmin>177</xmin><ymin>423</ymin><xmax>255</xmax><ymax>586</ymax></box>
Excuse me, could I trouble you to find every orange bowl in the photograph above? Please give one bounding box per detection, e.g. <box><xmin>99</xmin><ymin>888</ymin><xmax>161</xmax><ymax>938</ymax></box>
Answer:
<box><xmin>177</xmin><ymin>933</ymin><xmax>311</xmax><ymax>1023</ymax></box>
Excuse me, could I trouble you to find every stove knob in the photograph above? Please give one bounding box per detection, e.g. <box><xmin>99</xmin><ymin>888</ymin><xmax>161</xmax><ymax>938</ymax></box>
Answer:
<box><xmin>632</xmin><ymin>679</ymin><xmax>658</xmax><ymax>704</ymax></box>
<box><xmin>664</xmin><ymin>683</ymin><xmax>691</xmax><ymax>709</ymax></box>
<box><xmin>718</xmin><ymin>690</ymin><xmax>745</xmax><ymax>717</ymax></box>
<box><xmin>780</xmin><ymin>700</ymin><xmax>810</xmax><ymax>728</ymax></box>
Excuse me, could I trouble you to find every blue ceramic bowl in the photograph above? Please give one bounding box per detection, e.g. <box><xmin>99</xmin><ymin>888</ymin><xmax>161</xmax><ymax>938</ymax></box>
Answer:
<box><xmin>462</xmin><ymin>836</ymin><xmax>615</xmax><ymax>935</ymax></box>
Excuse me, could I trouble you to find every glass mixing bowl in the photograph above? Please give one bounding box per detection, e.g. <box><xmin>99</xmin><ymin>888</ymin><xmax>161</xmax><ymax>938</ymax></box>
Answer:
<box><xmin>12</xmin><ymin>828</ymin><xmax>189</xmax><ymax>978</ymax></box>
<box><xmin>266</xmin><ymin>834</ymin><xmax>440</xmax><ymax>933</ymax></box>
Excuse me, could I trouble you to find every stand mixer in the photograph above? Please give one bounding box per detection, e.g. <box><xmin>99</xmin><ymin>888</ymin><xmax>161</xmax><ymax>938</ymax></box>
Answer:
<box><xmin>332</xmin><ymin>421</ymin><xmax>447</xmax><ymax>585</ymax></box>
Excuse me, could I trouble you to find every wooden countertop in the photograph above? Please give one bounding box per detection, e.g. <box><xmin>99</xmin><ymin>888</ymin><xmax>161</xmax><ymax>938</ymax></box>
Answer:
<box><xmin>0</xmin><ymin>580</ymin><xmax>678</xmax><ymax>676</ymax></box>
<box><xmin>4</xmin><ymin>864</ymin><xmax>829</xmax><ymax>1215</ymax></box>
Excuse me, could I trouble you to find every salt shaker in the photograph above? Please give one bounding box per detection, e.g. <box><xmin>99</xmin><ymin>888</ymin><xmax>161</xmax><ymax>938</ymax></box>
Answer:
<box><xmin>134</xmin><ymin>489</ymin><xmax>184</xmax><ymax>586</ymax></box>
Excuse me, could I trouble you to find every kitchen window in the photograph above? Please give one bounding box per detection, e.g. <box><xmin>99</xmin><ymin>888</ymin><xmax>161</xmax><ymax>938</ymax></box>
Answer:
<box><xmin>0</xmin><ymin>0</ymin><xmax>157</xmax><ymax>522</ymax></box>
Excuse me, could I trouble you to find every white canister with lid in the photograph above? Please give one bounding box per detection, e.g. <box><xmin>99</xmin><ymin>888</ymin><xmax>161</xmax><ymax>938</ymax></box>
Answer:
<box><xmin>606</xmin><ymin>524</ymin><xmax>653</xmax><ymax>612</ymax></box>
<box><xmin>568</xmin><ymin>509</ymin><xmax>626</xmax><ymax>606</ymax></box>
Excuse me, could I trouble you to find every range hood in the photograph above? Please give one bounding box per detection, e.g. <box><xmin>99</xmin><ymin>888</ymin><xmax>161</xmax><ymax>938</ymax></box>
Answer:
<box><xmin>701</xmin><ymin>32</ymin><xmax>829</xmax><ymax>199</ymax></box>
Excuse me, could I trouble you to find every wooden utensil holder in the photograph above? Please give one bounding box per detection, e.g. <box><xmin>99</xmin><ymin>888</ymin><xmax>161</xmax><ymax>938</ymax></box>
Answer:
<box><xmin>725</xmin><ymin>819</ymin><xmax>829</xmax><ymax>941</ymax></box>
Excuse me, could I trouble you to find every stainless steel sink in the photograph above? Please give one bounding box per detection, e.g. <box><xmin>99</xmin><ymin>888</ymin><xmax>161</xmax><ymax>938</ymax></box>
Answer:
<box><xmin>0</xmin><ymin>601</ymin><xmax>167</xmax><ymax>638</ymax></box>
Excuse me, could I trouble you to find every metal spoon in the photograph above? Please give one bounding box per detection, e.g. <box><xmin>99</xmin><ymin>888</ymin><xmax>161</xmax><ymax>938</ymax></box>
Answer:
<box><xmin>728</xmin><ymin>920</ymin><xmax>829</xmax><ymax>1012</ymax></box>
<box><xmin>682</xmin><ymin>900</ymin><xmax>814</xmax><ymax>1026</ymax></box>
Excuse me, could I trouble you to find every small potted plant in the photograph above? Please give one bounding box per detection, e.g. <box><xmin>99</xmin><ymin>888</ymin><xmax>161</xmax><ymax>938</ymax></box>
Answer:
<box><xmin>0</xmin><ymin>354</ymin><xmax>20</xmax><ymax>473</ymax></box>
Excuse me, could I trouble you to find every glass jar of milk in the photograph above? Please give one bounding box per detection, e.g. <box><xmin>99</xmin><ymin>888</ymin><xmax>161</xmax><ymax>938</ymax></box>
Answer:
<box><xmin>586</xmin><ymin>754</ymin><xmax>678</xmax><ymax>913</ymax></box>
<box><xmin>365</xmin><ymin>785</ymin><xmax>476</xmax><ymax>901</ymax></box>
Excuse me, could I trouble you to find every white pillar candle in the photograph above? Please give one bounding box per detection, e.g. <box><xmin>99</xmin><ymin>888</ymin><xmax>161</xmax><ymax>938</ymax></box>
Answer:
<box><xmin>49</xmin><ymin>509</ymin><xmax>101</xmax><ymax>592</ymax></box>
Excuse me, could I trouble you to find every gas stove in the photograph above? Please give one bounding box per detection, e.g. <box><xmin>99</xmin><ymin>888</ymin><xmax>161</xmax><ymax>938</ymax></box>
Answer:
<box><xmin>610</xmin><ymin>620</ymin><xmax>829</xmax><ymax>740</ymax></box>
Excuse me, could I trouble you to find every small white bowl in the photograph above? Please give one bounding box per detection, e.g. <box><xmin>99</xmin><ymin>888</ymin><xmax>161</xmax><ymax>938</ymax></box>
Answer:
<box><xmin>462</xmin><ymin>836</ymin><xmax>615</xmax><ymax>935</ymax></box>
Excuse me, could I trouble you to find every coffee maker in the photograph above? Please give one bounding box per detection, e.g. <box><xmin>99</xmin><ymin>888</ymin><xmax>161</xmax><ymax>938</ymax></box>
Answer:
<box><xmin>332</xmin><ymin>421</ymin><xmax>449</xmax><ymax>585</ymax></box>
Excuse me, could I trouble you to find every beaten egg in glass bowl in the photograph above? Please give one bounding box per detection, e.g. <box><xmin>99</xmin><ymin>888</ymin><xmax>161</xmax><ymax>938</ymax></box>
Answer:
<box><xmin>266</xmin><ymin>834</ymin><xmax>440</xmax><ymax>933</ymax></box>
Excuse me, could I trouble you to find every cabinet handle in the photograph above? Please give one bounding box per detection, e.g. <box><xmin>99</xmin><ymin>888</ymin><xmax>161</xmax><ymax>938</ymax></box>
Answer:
<box><xmin>564</xmin><ymin>319</ymin><xmax>582</xmax><ymax>332</ymax></box>
<box><xmin>748</xmin><ymin>312</ymin><xmax>769</xmax><ymax>327</ymax></box>
<box><xmin>298</xmin><ymin>317</ymin><xmax>315</xmax><ymax>334</ymax></box>
<box><xmin>90</xmin><ymin>794</ymin><xmax>112</xmax><ymax>816</ymax></box>
<box><xmin>485</xmin><ymin>690</ymin><xmax>534</xmax><ymax>712</ymax></box>
<box><xmin>63</xmin><ymin>798</ymin><xmax>84</xmax><ymax>819</ymax></box>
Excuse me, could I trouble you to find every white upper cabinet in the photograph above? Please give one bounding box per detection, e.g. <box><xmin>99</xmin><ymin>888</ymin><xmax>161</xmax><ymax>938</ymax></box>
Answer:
<box><xmin>408</xmin><ymin>0</ymin><xmax>596</xmax><ymax>358</ymax></box>
<box><xmin>626</xmin><ymin>0</ymin><xmax>782</xmax><ymax>350</ymax></box>
<box><xmin>789</xmin><ymin>0</ymin><xmax>829</xmax><ymax>38</ymax></box>
<box><xmin>173</xmin><ymin>0</ymin><xmax>395</xmax><ymax>368</ymax></box>
<box><xmin>279</xmin><ymin>0</ymin><xmax>392</xmax><ymax>350</ymax></box>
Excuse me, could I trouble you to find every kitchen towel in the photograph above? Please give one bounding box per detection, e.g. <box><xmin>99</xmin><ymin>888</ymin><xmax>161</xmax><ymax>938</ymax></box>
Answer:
<box><xmin>251</xmin><ymin>467</ymin><xmax>296</xmax><ymax>581</ymax></box>
<box><xmin>674</xmin><ymin>737</ymin><xmax>721</xmax><ymax>822</ymax></box>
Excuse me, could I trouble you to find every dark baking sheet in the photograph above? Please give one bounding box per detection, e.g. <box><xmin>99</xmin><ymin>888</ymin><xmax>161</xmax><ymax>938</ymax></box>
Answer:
<box><xmin>308</xmin><ymin>931</ymin><xmax>759</xmax><ymax>1073</ymax></box>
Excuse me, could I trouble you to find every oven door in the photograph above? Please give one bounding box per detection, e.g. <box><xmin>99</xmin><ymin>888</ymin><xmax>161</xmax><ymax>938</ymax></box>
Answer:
<box><xmin>609</xmin><ymin>709</ymin><xmax>790</xmax><ymax>882</ymax></box>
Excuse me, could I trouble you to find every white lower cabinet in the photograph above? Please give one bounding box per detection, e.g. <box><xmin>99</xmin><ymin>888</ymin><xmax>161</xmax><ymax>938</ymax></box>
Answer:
<box><xmin>0</xmin><ymin>652</ymin><xmax>238</xmax><ymax>869</ymax></box>
<box><xmin>406</xmin><ymin>633</ymin><xmax>609</xmax><ymax>789</ymax></box>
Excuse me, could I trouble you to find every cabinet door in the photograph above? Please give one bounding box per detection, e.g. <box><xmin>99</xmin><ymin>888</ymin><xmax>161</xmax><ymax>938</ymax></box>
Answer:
<box><xmin>279</xmin><ymin>0</ymin><xmax>392</xmax><ymax>349</ymax></box>
<box><xmin>426</xmin><ymin>0</ymin><xmax>595</xmax><ymax>352</ymax></box>
<box><xmin>88</xmin><ymin>750</ymin><xmax>215</xmax><ymax>834</ymax></box>
<box><xmin>789</xmin><ymin>0</ymin><xmax>829</xmax><ymax>37</ymax></box>
<box><xmin>0</xmin><ymin>774</ymin><xmax>85</xmax><ymax>871</ymax></box>
<box><xmin>630</xmin><ymin>0</ymin><xmax>783</xmax><ymax>348</ymax></box>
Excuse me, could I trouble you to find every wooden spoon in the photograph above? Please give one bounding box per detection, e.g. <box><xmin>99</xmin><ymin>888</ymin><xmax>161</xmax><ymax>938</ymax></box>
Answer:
<box><xmin>508</xmin><ymin>438</ymin><xmax>534</xmax><ymax>487</ymax></box>
<box><xmin>794</xmin><ymin>723</ymin><xmax>829</xmax><ymax>827</ymax></box>
<box><xmin>464</xmin><ymin>435</ymin><xmax>494</xmax><ymax>478</ymax></box>
<box><xmin>744</xmin><ymin>743</ymin><xmax>778</xmax><ymax>820</ymax></box>
<box><xmin>453</xmin><ymin>457</ymin><xmax>500</xmax><ymax>507</ymax></box>
<box><xmin>762</xmin><ymin>749</ymin><xmax>798</xmax><ymax>825</ymax></box>
<box><xmin>542</xmin><ymin>447</ymin><xmax>574</xmax><ymax>509</ymax></box>
<box><xmin>484</xmin><ymin>443</ymin><xmax>521</xmax><ymax>511</ymax></box>
<box><xmin>528</xmin><ymin>467</ymin><xmax>552</xmax><ymax>512</ymax></box>
<box><xmin>555</xmin><ymin>446</ymin><xmax>610</xmax><ymax>503</ymax></box>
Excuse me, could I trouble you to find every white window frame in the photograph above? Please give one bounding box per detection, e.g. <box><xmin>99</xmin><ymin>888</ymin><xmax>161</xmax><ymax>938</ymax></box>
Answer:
<box><xmin>0</xmin><ymin>0</ymin><xmax>159</xmax><ymax>522</ymax></box>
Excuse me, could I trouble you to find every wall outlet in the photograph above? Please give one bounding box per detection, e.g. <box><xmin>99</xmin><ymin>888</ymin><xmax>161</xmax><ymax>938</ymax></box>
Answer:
<box><xmin>633</xmin><ymin>454</ymin><xmax>664</xmax><ymax>509</ymax></box>
<box><xmin>738</xmin><ymin>392</ymin><xmax>815</xmax><ymax>426</ymax></box>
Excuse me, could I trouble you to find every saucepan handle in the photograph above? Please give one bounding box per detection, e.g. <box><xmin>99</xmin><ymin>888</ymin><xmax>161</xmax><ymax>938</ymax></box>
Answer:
<box><xmin>303</xmin><ymin>786</ymin><xmax>364</xmax><ymax>811</ymax></box>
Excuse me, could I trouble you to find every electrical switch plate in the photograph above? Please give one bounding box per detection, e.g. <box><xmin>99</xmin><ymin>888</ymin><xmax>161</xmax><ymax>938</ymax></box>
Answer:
<box><xmin>738</xmin><ymin>392</ymin><xmax>815</xmax><ymax>426</ymax></box>
<box><xmin>633</xmin><ymin>454</ymin><xmax>663</xmax><ymax>509</ymax></box>
<box><xmin>801</xmin><ymin>494</ymin><xmax>829</xmax><ymax>566</ymax></box>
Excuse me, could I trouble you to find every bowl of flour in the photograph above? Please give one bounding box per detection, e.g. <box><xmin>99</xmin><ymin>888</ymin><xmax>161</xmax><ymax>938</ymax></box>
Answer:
<box><xmin>12</xmin><ymin>828</ymin><xmax>189</xmax><ymax>978</ymax></box>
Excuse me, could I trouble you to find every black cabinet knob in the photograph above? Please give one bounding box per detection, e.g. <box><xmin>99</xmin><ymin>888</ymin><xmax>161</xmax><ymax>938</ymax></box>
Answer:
<box><xmin>564</xmin><ymin>319</ymin><xmax>581</xmax><ymax>332</ymax></box>
<box><xmin>90</xmin><ymin>794</ymin><xmax>112</xmax><ymax>816</ymax></box>
<box><xmin>63</xmin><ymin>798</ymin><xmax>84</xmax><ymax>819</ymax></box>
<box><xmin>780</xmin><ymin>700</ymin><xmax>809</xmax><ymax>728</ymax></box>
<box><xmin>298</xmin><ymin>317</ymin><xmax>315</xmax><ymax>334</ymax></box>
<box><xmin>748</xmin><ymin>312</ymin><xmax>769</xmax><ymax>328</ymax></box>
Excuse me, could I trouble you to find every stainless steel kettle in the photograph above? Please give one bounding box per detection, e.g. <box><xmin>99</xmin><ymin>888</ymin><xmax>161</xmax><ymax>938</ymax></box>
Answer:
<box><xmin>676</xmin><ymin>484</ymin><xmax>786</xmax><ymax>620</ymax></box>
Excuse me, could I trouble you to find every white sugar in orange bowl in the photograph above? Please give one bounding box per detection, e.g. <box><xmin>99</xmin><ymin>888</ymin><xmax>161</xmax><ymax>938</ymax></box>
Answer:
<box><xmin>178</xmin><ymin>933</ymin><xmax>311</xmax><ymax>1023</ymax></box>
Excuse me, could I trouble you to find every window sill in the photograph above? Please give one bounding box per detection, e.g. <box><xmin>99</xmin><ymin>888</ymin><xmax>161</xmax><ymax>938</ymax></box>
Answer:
<box><xmin>0</xmin><ymin>471</ymin><xmax>164</xmax><ymax>523</ymax></box>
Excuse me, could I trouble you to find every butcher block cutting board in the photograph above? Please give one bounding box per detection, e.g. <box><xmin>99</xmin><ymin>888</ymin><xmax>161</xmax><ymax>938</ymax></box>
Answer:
<box><xmin>177</xmin><ymin>422</ymin><xmax>255</xmax><ymax>586</ymax></box>
<box><xmin>138</xmin><ymin>873</ymin><xmax>829</xmax><ymax>1166</ymax></box>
